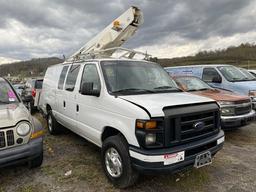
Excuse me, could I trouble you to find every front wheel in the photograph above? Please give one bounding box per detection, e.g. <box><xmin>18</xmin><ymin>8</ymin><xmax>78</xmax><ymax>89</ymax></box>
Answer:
<box><xmin>47</xmin><ymin>110</ymin><xmax>61</xmax><ymax>135</ymax></box>
<box><xmin>28</xmin><ymin>152</ymin><xmax>43</xmax><ymax>168</ymax></box>
<box><xmin>101</xmin><ymin>135</ymin><xmax>139</xmax><ymax>188</ymax></box>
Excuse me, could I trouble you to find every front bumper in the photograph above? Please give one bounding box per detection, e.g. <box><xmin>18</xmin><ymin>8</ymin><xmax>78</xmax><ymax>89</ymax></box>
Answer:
<box><xmin>129</xmin><ymin>130</ymin><xmax>224</xmax><ymax>174</ymax></box>
<box><xmin>221</xmin><ymin>110</ymin><xmax>255</xmax><ymax>129</ymax></box>
<box><xmin>0</xmin><ymin>138</ymin><xmax>43</xmax><ymax>168</ymax></box>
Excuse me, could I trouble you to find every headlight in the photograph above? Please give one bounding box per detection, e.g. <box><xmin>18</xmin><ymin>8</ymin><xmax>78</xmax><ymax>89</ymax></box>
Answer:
<box><xmin>221</xmin><ymin>107</ymin><xmax>235</xmax><ymax>116</ymax></box>
<box><xmin>145</xmin><ymin>133</ymin><xmax>156</xmax><ymax>145</ymax></box>
<box><xmin>135</xmin><ymin>119</ymin><xmax>163</xmax><ymax>148</ymax></box>
<box><xmin>218</xmin><ymin>101</ymin><xmax>234</xmax><ymax>106</ymax></box>
<box><xmin>136</xmin><ymin>120</ymin><xmax>157</xmax><ymax>129</ymax></box>
<box><xmin>251</xmin><ymin>97</ymin><xmax>256</xmax><ymax>102</ymax></box>
<box><xmin>16</xmin><ymin>122</ymin><xmax>31</xmax><ymax>136</ymax></box>
<box><xmin>249</xmin><ymin>90</ymin><xmax>256</xmax><ymax>97</ymax></box>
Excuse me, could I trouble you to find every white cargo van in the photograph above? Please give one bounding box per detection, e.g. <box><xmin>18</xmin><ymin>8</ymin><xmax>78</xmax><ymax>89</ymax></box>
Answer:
<box><xmin>39</xmin><ymin>59</ymin><xmax>224</xmax><ymax>187</ymax></box>
<box><xmin>39</xmin><ymin>6</ymin><xmax>224</xmax><ymax>188</ymax></box>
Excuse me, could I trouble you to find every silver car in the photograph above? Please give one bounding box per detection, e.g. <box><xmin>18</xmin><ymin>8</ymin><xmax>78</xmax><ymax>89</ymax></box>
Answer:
<box><xmin>0</xmin><ymin>77</ymin><xmax>44</xmax><ymax>168</ymax></box>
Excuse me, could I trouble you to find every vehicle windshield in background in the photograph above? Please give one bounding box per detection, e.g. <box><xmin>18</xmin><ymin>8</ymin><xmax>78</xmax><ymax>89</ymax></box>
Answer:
<box><xmin>0</xmin><ymin>79</ymin><xmax>19</xmax><ymax>104</ymax></box>
<box><xmin>175</xmin><ymin>77</ymin><xmax>212</xmax><ymax>91</ymax></box>
<box><xmin>218</xmin><ymin>66</ymin><xmax>256</xmax><ymax>82</ymax></box>
<box><xmin>239</xmin><ymin>68</ymin><xmax>256</xmax><ymax>80</ymax></box>
<box><xmin>35</xmin><ymin>80</ymin><xmax>43</xmax><ymax>89</ymax></box>
<box><xmin>101</xmin><ymin>61</ymin><xmax>179</xmax><ymax>95</ymax></box>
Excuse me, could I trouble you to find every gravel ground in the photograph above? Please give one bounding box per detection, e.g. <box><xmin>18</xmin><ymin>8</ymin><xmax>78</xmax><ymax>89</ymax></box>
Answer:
<box><xmin>0</xmin><ymin>113</ymin><xmax>256</xmax><ymax>192</ymax></box>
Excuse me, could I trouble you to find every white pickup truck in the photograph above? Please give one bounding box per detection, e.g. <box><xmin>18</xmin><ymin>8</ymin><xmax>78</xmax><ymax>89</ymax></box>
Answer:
<box><xmin>39</xmin><ymin>6</ymin><xmax>224</xmax><ymax>188</ymax></box>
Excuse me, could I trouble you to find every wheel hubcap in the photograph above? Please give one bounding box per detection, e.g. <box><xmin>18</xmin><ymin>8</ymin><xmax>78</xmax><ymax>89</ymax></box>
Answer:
<box><xmin>48</xmin><ymin>115</ymin><xmax>52</xmax><ymax>132</ymax></box>
<box><xmin>105</xmin><ymin>147</ymin><xmax>123</xmax><ymax>178</ymax></box>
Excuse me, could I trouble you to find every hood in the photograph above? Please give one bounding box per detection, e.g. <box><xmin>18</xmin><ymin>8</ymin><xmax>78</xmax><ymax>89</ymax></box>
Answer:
<box><xmin>0</xmin><ymin>103</ymin><xmax>30</xmax><ymax>128</ymax></box>
<box><xmin>231</xmin><ymin>80</ymin><xmax>256</xmax><ymax>95</ymax></box>
<box><xmin>192</xmin><ymin>89</ymin><xmax>250</xmax><ymax>102</ymax></box>
<box><xmin>119</xmin><ymin>92</ymin><xmax>214</xmax><ymax>117</ymax></box>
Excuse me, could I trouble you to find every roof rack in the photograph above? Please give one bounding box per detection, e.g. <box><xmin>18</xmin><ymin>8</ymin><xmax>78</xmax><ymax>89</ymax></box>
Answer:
<box><xmin>70</xmin><ymin>47</ymin><xmax>151</xmax><ymax>61</ymax></box>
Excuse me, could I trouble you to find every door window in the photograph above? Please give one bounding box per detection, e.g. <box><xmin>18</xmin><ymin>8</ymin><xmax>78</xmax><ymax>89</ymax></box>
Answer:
<box><xmin>80</xmin><ymin>64</ymin><xmax>101</xmax><ymax>91</ymax></box>
<box><xmin>58</xmin><ymin>66</ymin><xmax>69</xmax><ymax>90</ymax></box>
<box><xmin>65</xmin><ymin>65</ymin><xmax>81</xmax><ymax>91</ymax></box>
<box><xmin>202</xmin><ymin>68</ymin><xmax>221</xmax><ymax>82</ymax></box>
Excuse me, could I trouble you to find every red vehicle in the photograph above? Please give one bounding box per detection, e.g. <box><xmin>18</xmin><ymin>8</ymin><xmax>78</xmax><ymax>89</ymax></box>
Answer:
<box><xmin>173</xmin><ymin>76</ymin><xmax>255</xmax><ymax>129</ymax></box>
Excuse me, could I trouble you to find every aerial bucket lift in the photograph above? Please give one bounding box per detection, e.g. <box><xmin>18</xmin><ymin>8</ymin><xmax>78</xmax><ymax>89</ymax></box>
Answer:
<box><xmin>67</xmin><ymin>6</ymin><xmax>149</xmax><ymax>61</ymax></box>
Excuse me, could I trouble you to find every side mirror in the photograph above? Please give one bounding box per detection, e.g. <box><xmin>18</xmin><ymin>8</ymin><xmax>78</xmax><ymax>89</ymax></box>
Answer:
<box><xmin>212</xmin><ymin>76</ymin><xmax>222</xmax><ymax>83</ymax></box>
<box><xmin>80</xmin><ymin>82</ymin><xmax>100</xmax><ymax>97</ymax></box>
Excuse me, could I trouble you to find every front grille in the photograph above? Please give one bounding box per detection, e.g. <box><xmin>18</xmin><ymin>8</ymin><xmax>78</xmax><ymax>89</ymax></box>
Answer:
<box><xmin>0</xmin><ymin>131</ymin><xmax>6</xmax><ymax>148</ymax></box>
<box><xmin>235</xmin><ymin>104</ymin><xmax>251</xmax><ymax>115</ymax></box>
<box><xmin>234</xmin><ymin>99</ymin><xmax>251</xmax><ymax>104</ymax></box>
<box><xmin>0</xmin><ymin>129</ymin><xmax>15</xmax><ymax>149</ymax></box>
<box><xmin>6</xmin><ymin>130</ymin><xmax>15</xmax><ymax>146</ymax></box>
<box><xmin>180</xmin><ymin>112</ymin><xmax>216</xmax><ymax>140</ymax></box>
<box><xmin>163</xmin><ymin>103</ymin><xmax>220</xmax><ymax>147</ymax></box>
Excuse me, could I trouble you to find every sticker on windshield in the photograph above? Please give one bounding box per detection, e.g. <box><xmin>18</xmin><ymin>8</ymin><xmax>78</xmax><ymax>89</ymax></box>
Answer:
<box><xmin>8</xmin><ymin>90</ymin><xmax>16</xmax><ymax>101</ymax></box>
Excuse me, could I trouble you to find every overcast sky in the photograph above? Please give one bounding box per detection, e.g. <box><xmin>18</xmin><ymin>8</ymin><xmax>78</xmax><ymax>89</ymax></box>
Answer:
<box><xmin>0</xmin><ymin>0</ymin><xmax>256</xmax><ymax>64</ymax></box>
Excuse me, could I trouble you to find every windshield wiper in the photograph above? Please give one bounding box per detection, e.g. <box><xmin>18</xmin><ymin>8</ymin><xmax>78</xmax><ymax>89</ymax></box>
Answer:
<box><xmin>112</xmin><ymin>88</ymin><xmax>155</xmax><ymax>94</ymax></box>
<box><xmin>154</xmin><ymin>86</ymin><xmax>181</xmax><ymax>92</ymax></box>
<box><xmin>197</xmin><ymin>88</ymin><xmax>210</xmax><ymax>91</ymax></box>
<box><xmin>153</xmin><ymin>86</ymin><xmax>174</xmax><ymax>89</ymax></box>
<box><xmin>188</xmin><ymin>88</ymin><xmax>212</xmax><ymax>92</ymax></box>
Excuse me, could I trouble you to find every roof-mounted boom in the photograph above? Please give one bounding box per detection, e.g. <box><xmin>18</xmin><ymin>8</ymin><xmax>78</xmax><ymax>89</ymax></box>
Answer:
<box><xmin>68</xmin><ymin>6</ymin><xmax>144</xmax><ymax>61</ymax></box>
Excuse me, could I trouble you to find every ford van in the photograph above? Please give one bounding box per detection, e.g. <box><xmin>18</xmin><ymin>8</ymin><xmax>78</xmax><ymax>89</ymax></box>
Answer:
<box><xmin>39</xmin><ymin>59</ymin><xmax>224</xmax><ymax>188</ymax></box>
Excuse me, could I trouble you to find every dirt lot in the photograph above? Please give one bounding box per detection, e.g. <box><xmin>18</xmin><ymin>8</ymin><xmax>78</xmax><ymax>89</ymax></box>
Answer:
<box><xmin>0</xmin><ymin>114</ymin><xmax>256</xmax><ymax>192</ymax></box>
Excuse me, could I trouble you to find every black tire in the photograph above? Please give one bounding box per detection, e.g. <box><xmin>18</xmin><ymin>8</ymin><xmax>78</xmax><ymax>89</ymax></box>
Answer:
<box><xmin>28</xmin><ymin>102</ymin><xmax>35</xmax><ymax>114</ymax></box>
<box><xmin>47</xmin><ymin>110</ymin><xmax>61</xmax><ymax>135</ymax></box>
<box><xmin>101</xmin><ymin>134</ymin><xmax>139</xmax><ymax>188</ymax></box>
<box><xmin>28</xmin><ymin>152</ymin><xmax>43</xmax><ymax>168</ymax></box>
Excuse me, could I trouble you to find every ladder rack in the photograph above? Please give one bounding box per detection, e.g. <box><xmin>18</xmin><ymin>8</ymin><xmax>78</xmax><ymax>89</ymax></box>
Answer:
<box><xmin>72</xmin><ymin>47</ymin><xmax>151</xmax><ymax>61</ymax></box>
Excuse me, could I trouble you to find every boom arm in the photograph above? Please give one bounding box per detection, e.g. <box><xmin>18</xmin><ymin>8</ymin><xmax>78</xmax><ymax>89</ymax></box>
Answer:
<box><xmin>68</xmin><ymin>6</ymin><xmax>143</xmax><ymax>61</ymax></box>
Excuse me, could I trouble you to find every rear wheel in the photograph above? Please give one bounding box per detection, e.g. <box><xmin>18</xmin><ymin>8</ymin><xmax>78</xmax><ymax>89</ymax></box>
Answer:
<box><xmin>47</xmin><ymin>110</ymin><xmax>61</xmax><ymax>135</ymax></box>
<box><xmin>102</xmin><ymin>134</ymin><xmax>139</xmax><ymax>188</ymax></box>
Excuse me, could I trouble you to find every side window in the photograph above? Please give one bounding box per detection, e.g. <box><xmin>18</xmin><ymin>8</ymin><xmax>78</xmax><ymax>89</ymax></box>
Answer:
<box><xmin>80</xmin><ymin>64</ymin><xmax>101</xmax><ymax>91</ymax></box>
<box><xmin>202</xmin><ymin>68</ymin><xmax>221</xmax><ymax>82</ymax></box>
<box><xmin>58</xmin><ymin>66</ymin><xmax>69</xmax><ymax>90</ymax></box>
<box><xmin>65</xmin><ymin>65</ymin><xmax>81</xmax><ymax>92</ymax></box>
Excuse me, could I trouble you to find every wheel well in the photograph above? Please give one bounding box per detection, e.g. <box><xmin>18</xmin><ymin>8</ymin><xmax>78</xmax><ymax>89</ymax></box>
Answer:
<box><xmin>101</xmin><ymin>127</ymin><xmax>125</xmax><ymax>142</ymax></box>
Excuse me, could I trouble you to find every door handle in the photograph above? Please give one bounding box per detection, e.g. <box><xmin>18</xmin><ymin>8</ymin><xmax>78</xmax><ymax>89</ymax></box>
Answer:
<box><xmin>76</xmin><ymin>104</ymin><xmax>79</xmax><ymax>112</ymax></box>
<box><xmin>63</xmin><ymin>101</ymin><xmax>66</xmax><ymax>108</ymax></box>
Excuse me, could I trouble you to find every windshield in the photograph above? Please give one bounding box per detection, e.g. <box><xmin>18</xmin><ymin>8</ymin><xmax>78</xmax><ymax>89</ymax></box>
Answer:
<box><xmin>218</xmin><ymin>66</ymin><xmax>256</xmax><ymax>82</ymax></box>
<box><xmin>101</xmin><ymin>60</ymin><xmax>179</xmax><ymax>95</ymax></box>
<box><xmin>175</xmin><ymin>77</ymin><xmax>212</xmax><ymax>91</ymax></box>
<box><xmin>239</xmin><ymin>68</ymin><xmax>256</xmax><ymax>79</ymax></box>
<box><xmin>35</xmin><ymin>80</ymin><xmax>43</xmax><ymax>89</ymax></box>
<box><xmin>0</xmin><ymin>79</ymin><xmax>19</xmax><ymax>104</ymax></box>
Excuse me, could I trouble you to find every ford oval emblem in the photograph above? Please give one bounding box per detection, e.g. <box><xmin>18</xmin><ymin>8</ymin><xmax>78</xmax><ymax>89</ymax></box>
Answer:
<box><xmin>193</xmin><ymin>122</ymin><xmax>205</xmax><ymax>130</ymax></box>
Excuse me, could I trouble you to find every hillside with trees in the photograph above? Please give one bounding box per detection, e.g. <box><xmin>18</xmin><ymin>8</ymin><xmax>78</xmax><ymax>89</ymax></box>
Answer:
<box><xmin>155</xmin><ymin>43</ymin><xmax>256</xmax><ymax>68</ymax></box>
<box><xmin>1</xmin><ymin>43</ymin><xmax>256</xmax><ymax>78</ymax></box>
<box><xmin>0</xmin><ymin>57</ymin><xmax>63</xmax><ymax>77</ymax></box>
